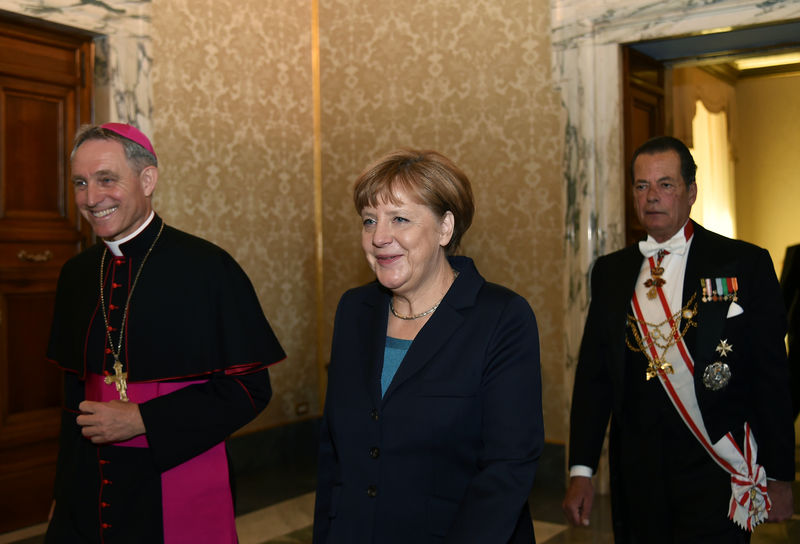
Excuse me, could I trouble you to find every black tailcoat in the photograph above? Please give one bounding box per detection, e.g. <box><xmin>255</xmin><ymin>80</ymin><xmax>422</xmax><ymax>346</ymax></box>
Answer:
<box><xmin>45</xmin><ymin>215</ymin><xmax>285</xmax><ymax>543</ymax></box>
<box><xmin>568</xmin><ymin>222</ymin><xmax>794</xmax><ymax>539</ymax></box>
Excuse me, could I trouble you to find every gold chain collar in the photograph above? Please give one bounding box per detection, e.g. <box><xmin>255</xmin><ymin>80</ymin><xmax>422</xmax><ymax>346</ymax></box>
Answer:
<box><xmin>626</xmin><ymin>292</ymin><xmax>698</xmax><ymax>380</ymax></box>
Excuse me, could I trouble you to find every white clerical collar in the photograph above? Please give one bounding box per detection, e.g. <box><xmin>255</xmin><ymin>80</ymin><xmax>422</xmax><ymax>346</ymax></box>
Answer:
<box><xmin>104</xmin><ymin>211</ymin><xmax>155</xmax><ymax>257</ymax></box>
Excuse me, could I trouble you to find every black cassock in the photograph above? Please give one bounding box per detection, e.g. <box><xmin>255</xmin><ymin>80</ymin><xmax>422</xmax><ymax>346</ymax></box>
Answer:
<box><xmin>45</xmin><ymin>215</ymin><xmax>285</xmax><ymax>543</ymax></box>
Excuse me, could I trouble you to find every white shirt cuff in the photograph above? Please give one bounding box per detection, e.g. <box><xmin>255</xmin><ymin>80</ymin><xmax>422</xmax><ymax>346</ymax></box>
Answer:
<box><xmin>569</xmin><ymin>465</ymin><xmax>593</xmax><ymax>478</ymax></box>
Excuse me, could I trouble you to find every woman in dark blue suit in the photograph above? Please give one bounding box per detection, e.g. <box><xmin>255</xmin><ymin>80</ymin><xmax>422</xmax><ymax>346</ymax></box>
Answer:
<box><xmin>313</xmin><ymin>149</ymin><xmax>544</xmax><ymax>543</ymax></box>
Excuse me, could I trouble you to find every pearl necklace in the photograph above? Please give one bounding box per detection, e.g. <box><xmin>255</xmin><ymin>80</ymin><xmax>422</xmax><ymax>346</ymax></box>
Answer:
<box><xmin>390</xmin><ymin>299</ymin><xmax>441</xmax><ymax>320</ymax></box>
<box><xmin>389</xmin><ymin>270</ymin><xmax>458</xmax><ymax>320</ymax></box>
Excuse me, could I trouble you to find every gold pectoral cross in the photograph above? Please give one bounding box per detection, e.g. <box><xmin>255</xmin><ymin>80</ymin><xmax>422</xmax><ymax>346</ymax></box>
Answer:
<box><xmin>104</xmin><ymin>360</ymin><xmax>129</xmax><ymax>402</ymax></box>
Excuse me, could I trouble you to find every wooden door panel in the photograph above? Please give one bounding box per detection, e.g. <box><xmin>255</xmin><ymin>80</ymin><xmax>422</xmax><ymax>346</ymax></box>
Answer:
<box><xmin>0</xmin><ymin>280</ymin><xmax>61</xmax><ymax>532</ymax></box>
<box><xmin>6</xmin><ymin>292</ymin><xmax>61</xmax><ymax>415</ymax></box>
<box><xmin>0</xmin><ymin>439</ymin><xmax>58</xmax><ymax>532</ymax></box>
<box><xmin>0</xmin><ymin>14</ymin><xmax>92</xmax><ymax>533</ymax></box>
<box><xmin>0</xmin><ymin>240</ymin><xmax>77</xmax><ymax>269</ymax></box>
<box><xmin>1</xmin><ymin>73</ymin><xmax>78</xmax><ymax>229</ymax></box>
<box><xmin>2</xmin><ymin>80</ymin><xmax>71</xmax><ymax>220</ymax></box>
<box><xmin>0</xmin><ymin>25</ymin><xmax>82</xmax><ymax>86</ymax></box>
<box><xmin>622</xmin><ymin>46</ymin><xmax>665</xmax><ymax>246</ymax></box>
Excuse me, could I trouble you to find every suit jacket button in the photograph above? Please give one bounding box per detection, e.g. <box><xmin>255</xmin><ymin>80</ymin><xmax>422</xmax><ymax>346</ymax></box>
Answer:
<box><xmin>370</xmin><ymin>409</ymin><xmax>379</xmax><ymax>421</ymax></box>
<box><xmin>369</xmin><ymin>447</ymin><xmax>380</xmax><ymax>459</ymax></box>
<box><xmin>366</xmin><ymin>484</ymin><xmax>377</xmax><ymax>498</ymax></box>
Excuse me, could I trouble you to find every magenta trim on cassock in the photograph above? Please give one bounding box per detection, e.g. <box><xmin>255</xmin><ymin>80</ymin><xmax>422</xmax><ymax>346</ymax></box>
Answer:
<box><xmin>86</xmin><ymin>373</ymin><xmax>237</xmax><ymax>543</ymax></box>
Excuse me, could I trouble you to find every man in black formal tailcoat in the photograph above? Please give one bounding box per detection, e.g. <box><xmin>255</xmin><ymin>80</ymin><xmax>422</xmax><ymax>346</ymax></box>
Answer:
<box><xmin>562</xmin><ymin>136</ymin><xmax>794</xmax><ymax>543</ymax></box>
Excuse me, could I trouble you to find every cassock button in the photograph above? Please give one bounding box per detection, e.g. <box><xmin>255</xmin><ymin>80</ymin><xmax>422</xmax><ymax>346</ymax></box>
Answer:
<box><xmin>369</xmin><ymin>447</ymin><xmax>380</xmax><ymax>459</ymax></box>
<box><xmin>366</xmin><ymin>485</ymin><xmax>377</xmax><ymax>498</ymax></box>
<box><xmin>370</xmin><ymin>409</ymin><xmax>379</xmax><ymax>421</ymax></box>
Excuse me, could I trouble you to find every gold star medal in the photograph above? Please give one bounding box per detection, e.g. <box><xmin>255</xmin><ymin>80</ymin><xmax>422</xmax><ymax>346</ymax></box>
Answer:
<box><xmin>715</xmin><ymin>339</ymin><xmax>733</xmax><ymax>357</ymax></box>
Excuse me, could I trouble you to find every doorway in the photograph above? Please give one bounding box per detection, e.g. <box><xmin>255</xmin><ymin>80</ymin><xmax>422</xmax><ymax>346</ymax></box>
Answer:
<box><xmin>622</xmin><ymin>19</ymin><xmax>800</xmax><ymax>266</ymax></box>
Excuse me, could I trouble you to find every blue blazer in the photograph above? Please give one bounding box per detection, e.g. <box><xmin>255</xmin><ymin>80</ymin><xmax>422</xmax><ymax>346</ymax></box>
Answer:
<box><xmin>314</xmin><ymin>256</ymin><xmax>543</xmax><ymax>543</ymax></box>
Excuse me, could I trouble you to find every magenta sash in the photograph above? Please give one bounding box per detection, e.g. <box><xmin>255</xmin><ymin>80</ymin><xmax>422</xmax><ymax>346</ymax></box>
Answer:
<box><xmin>86</xmin><ymin>373</ymin><xmax>237</xmax><ymax>543</ymax></box>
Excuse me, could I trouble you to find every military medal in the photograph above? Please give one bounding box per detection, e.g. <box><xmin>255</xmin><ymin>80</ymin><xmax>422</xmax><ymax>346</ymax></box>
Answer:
<box><xmin>703</xmin><ymin>339</ymin><xmax>734</xmax><ymax>391</ymax></box>
<box><xmin>644</xmin><ymin>250</ymin><xmax>667</xmax><ymax>299</ymax></box>
<box><xmin>715</xmin><ymin>339</ymin><xmax>733</xmax><ymax>357</ymax></box>
<box><xmin>703</xmin><ymin>361</ymin><xmax>731</xmax><ymax>391</ymax></box>
<box><xmin>701</xmin><ymin>277</ymin><xmax>738</xmax><ymax>302</ymax></box>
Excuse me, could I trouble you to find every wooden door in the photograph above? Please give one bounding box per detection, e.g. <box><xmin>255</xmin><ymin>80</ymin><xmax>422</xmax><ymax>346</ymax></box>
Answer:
<box><xmin>0</xmin><ymin>15</ymin><xmax>93</xmax><ymax>533</ymax></box>
<box><xmin>622</xmin><ymin>46</ymin><xmax>665</xmax><ymax>246</ymax></box>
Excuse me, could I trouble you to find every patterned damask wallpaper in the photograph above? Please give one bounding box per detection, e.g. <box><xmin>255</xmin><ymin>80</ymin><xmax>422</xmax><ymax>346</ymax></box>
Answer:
<box><xmin>152</xmin><ymin>0</ymin><xmax>567</xmax><ymax>441</ymax></box>
<box><xmin>319</xmin><ymin>1</ymin><xmax>566</xmax><ymax>440</ymax></box>
<box><xmin>151</xmin><ymin>0</ymin><xmax>318</xmax><ymax>431</ymax></box>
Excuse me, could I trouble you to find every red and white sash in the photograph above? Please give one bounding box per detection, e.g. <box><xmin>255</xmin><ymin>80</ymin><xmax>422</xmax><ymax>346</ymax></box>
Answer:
<box><xmin>631</xmin><ymin>289</ymin><xmax>770</xmax><ymax>530</ymax></box>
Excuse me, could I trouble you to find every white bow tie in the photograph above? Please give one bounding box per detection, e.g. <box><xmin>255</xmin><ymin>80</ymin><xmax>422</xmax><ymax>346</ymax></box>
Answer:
<box><xmin>638</xmin><ymin>236</ymin><xmax>688</xmax><ymax>258</ymax></box>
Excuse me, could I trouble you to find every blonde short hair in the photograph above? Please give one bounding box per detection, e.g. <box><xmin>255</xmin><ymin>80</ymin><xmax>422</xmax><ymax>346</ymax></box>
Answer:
<box><xmin>353</xmin><ymin>149</ymin><xmax>474</xmax><ymax>254</ymax></box>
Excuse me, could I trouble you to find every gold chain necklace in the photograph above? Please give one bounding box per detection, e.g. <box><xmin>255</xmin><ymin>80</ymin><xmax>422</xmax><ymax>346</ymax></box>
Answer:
<box><xmin>625</xmin><ymin>292</ymin><xmax>698</xmax><ymax>380</ymax></box>
<box><xmin>99</xmin><ymin>221</ymin><xmax>164</xmax><ymax>400</ymax></box>
<box><xmin>391</xmin><ymin>299</ymin><xmax>441</xmax><ymax>320</ymax></box>
<box><xmin>390</xmin><ymin>269</ymin><xmax>459</xmax><ymax>320</ymax></box>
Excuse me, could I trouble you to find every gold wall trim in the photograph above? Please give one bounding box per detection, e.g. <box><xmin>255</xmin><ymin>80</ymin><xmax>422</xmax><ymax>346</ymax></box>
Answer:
<box><xmin>311</xmin><ymin>0</ymin><xmax>326</xmax><ymax>408</ymax></box>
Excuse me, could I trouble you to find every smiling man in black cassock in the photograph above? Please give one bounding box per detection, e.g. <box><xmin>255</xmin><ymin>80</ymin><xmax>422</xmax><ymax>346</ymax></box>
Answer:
<box><xmin>45</xmin><ymin>123</ymin><xmax>285</xmax><ymax>543</ymax></box>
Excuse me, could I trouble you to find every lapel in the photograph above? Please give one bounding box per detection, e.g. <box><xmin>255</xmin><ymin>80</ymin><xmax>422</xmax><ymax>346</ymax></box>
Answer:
<box><xmin>610</xmin><ymin>245</ymin><xmax>647</xmax><ymax>386</ymax></box>
<box><xmin>682</xmin><ymin>222</ymin><xmax>734</xmax><ymax>366</ymax></box>
<box><xmin>360</xmin><ymin>285</ymin><xmax>390</xmax><ymax>406</ymax></box>
<box><xmin>380</xmin><ymin>256</ymin><xmax>482</xmax><ymax>405</ymax></box>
